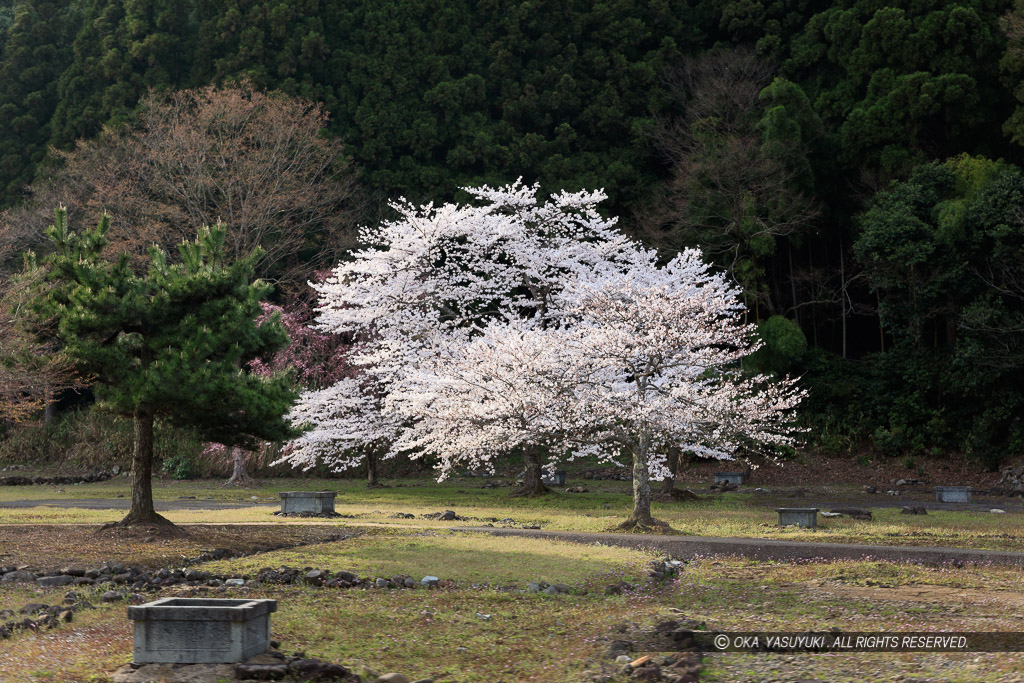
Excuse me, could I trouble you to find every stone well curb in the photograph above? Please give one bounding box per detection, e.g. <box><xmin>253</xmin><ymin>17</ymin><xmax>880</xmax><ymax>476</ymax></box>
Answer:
<box><xmin>455</xmin><ymin>527</ymin><xmax>1024</xmax><ymax>567</ymax></box>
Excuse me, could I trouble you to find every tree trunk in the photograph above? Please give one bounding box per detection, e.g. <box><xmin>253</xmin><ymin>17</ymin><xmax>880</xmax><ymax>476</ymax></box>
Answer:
<box><xmin>224</xmin><ymin>446</ymin><xmax>254</xmax><ymax>487</ymax></box>
<box><xmin>367</xmin><ymin>451</ymin><xmax>379</xmax><ymax>487</ymax></box>
<box><xmin>119</xmin><ymin>410</ymin><xmax>172</xmax><ymax>527</ymax></box>
<box><xmin>660</xmin><ymin>446</ymin><xmax>681</xmax><ymax>494</ymax></box>
<box><xmin>511</xmin><ymin>446</ymin><xmax>549</xmax><ymax>497</ymax></box>
<box><xmin>618</xmin><ymin>432</ymin><xmax>668</xmax><ymax>530</ymax></box>
<box><xmin>43</xmin><ymin>385</ymin><xmax>55</xmax><ymax>424</ymax></box>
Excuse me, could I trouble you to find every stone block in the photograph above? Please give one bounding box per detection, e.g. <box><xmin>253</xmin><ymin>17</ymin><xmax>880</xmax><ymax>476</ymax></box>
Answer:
<box><xmin>541</xmin><ymin>471</ymin><xmax>566</xmax><ymax>485</ymax></box>
<box><xmin>776</xmin><ymin>507</ymin><xmax>818</xmax><ymax>528</ymax></box>
<box><xmin>279</xmin><ymin>490</ymin><xmax>336</xmax><ymax>514</ymax></box>
<box><xmin>934</xmin><ymin>486</ymin><xmax>972</xmax><ymax>503</ymax></box>
<box><xmin>128</xmin><ymin>597</ymin><xmax>277</xmax><ymax>664</ymax></box>
<box><xmin>714</xmin><ymin>472</ymin><xmax>746</xmax><ymax>486</ymax></box>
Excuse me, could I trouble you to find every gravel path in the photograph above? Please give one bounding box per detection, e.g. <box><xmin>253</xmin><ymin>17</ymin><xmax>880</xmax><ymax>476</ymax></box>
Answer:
<box><xmin>458</xmin><ymin>526</ymin><xmax>1024</xmax><ymax>567</ymax></box>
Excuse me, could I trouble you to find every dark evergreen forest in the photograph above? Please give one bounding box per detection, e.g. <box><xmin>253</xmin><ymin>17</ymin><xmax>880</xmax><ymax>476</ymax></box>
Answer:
<box><xmin>2</xmin><ymin>0</ymin><xmax>1024</xmax><ymax>467</ymax></box>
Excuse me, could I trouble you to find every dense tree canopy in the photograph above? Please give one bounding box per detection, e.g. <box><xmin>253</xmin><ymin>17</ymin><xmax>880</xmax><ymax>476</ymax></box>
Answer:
<box><xmin>3</xmin><ymin>0</ymin><xmax>1024</xmax><ymax>466</ymax></box>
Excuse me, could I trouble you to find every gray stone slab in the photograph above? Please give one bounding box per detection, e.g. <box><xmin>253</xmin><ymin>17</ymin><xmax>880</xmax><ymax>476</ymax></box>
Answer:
<box><xmin>776</xmin><ymin>507</ymin><xmax>819</xmax><ymax>528</ymax></box>
<box><xmin>128</xmin><ymin>597</ymin><xmax>277</xmax><ymax>664</ymax></box>
<box><xmin>279</xmin><ymin>491</ymin><xmax>336</xmax><ymax>514</ymax></box>
<box><xmin>714</xmin><ymin>472</ymin><xmax>746</xmax><ymax>485</ymax></box>
<box><xmin>934</xmin><ymin>486</ymin><xmax>972</xmax><ymax>503</ymax></box>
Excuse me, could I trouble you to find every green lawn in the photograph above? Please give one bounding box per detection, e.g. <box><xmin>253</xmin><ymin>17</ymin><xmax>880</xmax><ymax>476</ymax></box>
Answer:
<box><xmin>1</xmin><ymin>476</ymin><xmax>1022</xmax><ymax>550</ymax></box>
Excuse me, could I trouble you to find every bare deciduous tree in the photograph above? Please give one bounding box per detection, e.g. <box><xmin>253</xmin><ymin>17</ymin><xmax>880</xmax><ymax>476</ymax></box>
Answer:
<box><xmin>3</xmin><ymin>84</ymin><xmax>360</xmax><ymax>287</ymax></box>
<box><xmin>0</xmin><ymin>267</ymin><xmax>80</xmax><ymax>424</ymax></box>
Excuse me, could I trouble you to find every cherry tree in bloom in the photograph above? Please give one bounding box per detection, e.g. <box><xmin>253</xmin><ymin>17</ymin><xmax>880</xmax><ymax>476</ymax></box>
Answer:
<box><xmin>211</xmin><ymin>296</ymin><xmax>358</xmax><ymax>486</ymax></box>
<box><xmin>285</xmin><ymin>182</ymin><xmax>803</xmax><ymax>516</ymax></box>
<box><xmin>285</xmin><ymin>181</ymin><xmax>637</xmax><ymax>494</ymax></box>
<box><xmin>397</xmin><ymin>248</ymin><xmax>805</xmax><ymax>528</ymax></box>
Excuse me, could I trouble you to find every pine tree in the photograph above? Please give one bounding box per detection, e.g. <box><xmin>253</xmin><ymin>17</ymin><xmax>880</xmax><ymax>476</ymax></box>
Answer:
<box><xmin>23</xmin><ymin>208</ymin><xmax>298</xmax><ymax>527</ymax></box>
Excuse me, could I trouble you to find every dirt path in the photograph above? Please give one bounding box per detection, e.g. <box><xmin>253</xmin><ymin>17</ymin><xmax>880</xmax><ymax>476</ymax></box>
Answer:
<box><xmin>458</xmin><ymin>526</ymin><xmax>1024</xmax><ymax>567</ymax></box>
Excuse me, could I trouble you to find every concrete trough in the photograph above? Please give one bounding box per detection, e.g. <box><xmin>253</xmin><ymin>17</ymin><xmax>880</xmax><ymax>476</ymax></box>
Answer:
<box><xmin>279</xmin><ymin>490</ymin><xmax>336</xmax><ymax>514</ymax></box>
<box><xmin>714</xmin><ymin>472</ymin><xmax>746</xmax><ymax>486</ymax></box>
<box><xmin>934</xmin><ymin>486</ymin><xmax>972</xmax><ymax>503</ymax></box>
<box><xmin>128</xmin><ymin>597</ymin><xmax>277</xmax><ymax>664</ymax></box>
<box><xmin>776</xmin><ymin>507</ymin><xmax>818</xmax><ymax>528</ymax></box>
<box><xmin>542</xmin><ymin>471</ymin><xmax>567</xmax><ymax>486</ymax></box>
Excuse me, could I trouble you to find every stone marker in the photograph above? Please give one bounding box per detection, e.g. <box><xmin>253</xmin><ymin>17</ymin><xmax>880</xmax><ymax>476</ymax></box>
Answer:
<box><xmin>933</xmin><ymin>486</ymin><xmax>972</xmax><ymax>503</ymax></box>
<box><xmin>776</xmin><ymin>508</ymin><xmax>818</xmax><ymax>528</ymax></box>
<box><xmin>128</xmin><ymin>597</ymin><xmax>277</xmax><ymax>664</ymax></box>
<box><xmin>714</xmin><ymin>472</ymin><xmax>746</xmax><ymax>486</ymax></box>
<box><xmin>279</xmin><ymin>490</ymin><xmax>336</xmax><ymax>514</ymax></box>
<box><xmin>542</xmin><ymin>471</ymin><xmax>567</xmax><ymax>486</ymax></box>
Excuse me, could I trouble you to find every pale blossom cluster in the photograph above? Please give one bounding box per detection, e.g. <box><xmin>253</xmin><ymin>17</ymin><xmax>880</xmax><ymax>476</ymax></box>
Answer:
<box><xmin>282</xmin><ymin>181</ymin><xmax>803</xmax><ymax>509</ymax></box>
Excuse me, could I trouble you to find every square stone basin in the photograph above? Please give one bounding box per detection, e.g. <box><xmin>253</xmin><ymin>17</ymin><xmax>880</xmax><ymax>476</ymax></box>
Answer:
<box><xmin>128</xmin><ymin>597</ymin><xmax>277</xmax><ymax>664</ymax></box>
<box><xmin>279</xmin><ymin>490</ymin><xmax>336</xmax><ymax>514</ymax></box>
<box><xmin>934</xmin><ymin>486</ymin><xmax>972</xmax><ymax>503</ymax></box>
<box><xmin>776</xmin><ymin>507</ymin><xmax>818</xmax><ymax>528</ymax></box>
<box><xmin>542</xmin><ymin>471</ymin><xmax>567</xmax><ymax>485</ymax></box>
<box><xmin>714</xmin><ymin>472</ymin><xmax>746</xmax><ymax>486</ymax></box>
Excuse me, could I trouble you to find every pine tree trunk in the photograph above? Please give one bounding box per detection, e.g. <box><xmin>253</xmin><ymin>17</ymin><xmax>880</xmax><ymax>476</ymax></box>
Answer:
<box><xmin>119</xmin><ymin>410</ymin><xmax>172</xmax><ymax>527</ymax></box>
<box><xmin>511</xmin><ymin>446</ymin><xmax>549</xmax><ymax>497</ymax></box>
<box><xmin>367</xmin><ymin>451</ymin><xmax>379</xmax><ymax>487</ymax></box>
<box><xmin>619</xmin><ymin>431</ymin><xmax>668</xmax><ymax>530</ymax></box>
<box><xmin>224</xmin><ymin>447</ymin><xmax>254</xmax><ymax>487</ymax></box>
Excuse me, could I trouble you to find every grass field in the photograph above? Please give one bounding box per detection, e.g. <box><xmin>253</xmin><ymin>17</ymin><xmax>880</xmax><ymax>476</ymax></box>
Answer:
<box><xmin>1</xmin><ymin>475</ymin><xmax>1022</xmax><ymax>550</ymax></box>
<box><xmin>1</xmin><ymin>524</ymin><xmax>1023</xmax><ymax>682</ymax></box>
<box><xmin>1</xmin><ymin>476</ymin><xmax>1024</xmax><ymax>681</ymax></box>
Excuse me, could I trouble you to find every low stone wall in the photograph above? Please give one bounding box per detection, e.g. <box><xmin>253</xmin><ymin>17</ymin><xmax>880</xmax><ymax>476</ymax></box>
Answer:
<box><xmin>0</xmin><ymin>470</ymin><xmax>116</xmax><ymax>486</ymax></box>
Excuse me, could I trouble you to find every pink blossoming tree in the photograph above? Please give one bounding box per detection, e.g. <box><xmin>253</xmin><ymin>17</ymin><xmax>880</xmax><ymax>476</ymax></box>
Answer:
<box><xmin>283</xmin><ymin>182</ymin><xmax>803</xmax><ymax>521</ymax></box>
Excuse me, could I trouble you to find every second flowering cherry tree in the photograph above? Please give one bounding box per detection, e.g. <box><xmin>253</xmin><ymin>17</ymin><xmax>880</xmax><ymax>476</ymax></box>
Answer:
<box><xmin>400</xmin><ymin>250</ymin><xmax>805</xmax><ymax>528</ymax></box>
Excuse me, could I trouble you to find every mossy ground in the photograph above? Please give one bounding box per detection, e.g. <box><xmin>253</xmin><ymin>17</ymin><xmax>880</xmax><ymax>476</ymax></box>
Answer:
<box><xmin>1</xmin><ymin>478</ymin><xmax>1023</xmax><ymax>681</ymax></box>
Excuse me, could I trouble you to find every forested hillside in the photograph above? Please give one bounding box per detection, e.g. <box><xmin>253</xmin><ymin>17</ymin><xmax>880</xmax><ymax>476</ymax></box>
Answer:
<box><xmin>2</xmin><ymin>0</ymin><xmax>1023</xmax><ymax>467</ymax></box>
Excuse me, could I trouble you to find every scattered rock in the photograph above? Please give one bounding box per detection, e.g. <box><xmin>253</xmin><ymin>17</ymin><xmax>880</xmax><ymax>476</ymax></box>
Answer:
<box><xmin>863</xmin><ymin>485</ymin><xmax>877</xmax><ymax>494</ymax></box>
<box><xmin>900</xmin><ymin>506</ymin><xmax>928</xmax><ymax>515</ymax></box>
<box><xmin>377</xmin><ymin>673</ymin><xmax>411</xmax><ymax>683</ymax></box>
<box><xmin>1</xmin><ymin>570</ymin><xmax>37</xmax><ymax>583</ymax></box>
<box><xmin>420</xmin><ymin>576</ymin><xmax>440</xmax><ymax>588</ymax></box>
<box><xmin>304</xmin><ymin>570</ymin><xmax>327</xmax><ymax>584</ymax></box>
<box><xmin>37</xmin><ymin>575</ymin><xmax>75</xmax><ymax>587</ymax></box>
<box><xmin>991</xmin><ymin>509</ymin><xmax>1007</xmax><ymax>514</ymax></box>
<box><xmin>101</xmin><ymin>591</ymin><xmax>124</xmax><ymax>602</ymax></box>
<box><xmin>829</xmin><ymin>507</ymin><xmax>873</xmax><ymax>520</ymax></box>
<box><xmin>565</xmin><ymin>486</ymin><xmax>589</xmax><ymax>493</ymax></box>
<box><xmin>0</xmin><ymin>471</ymin><xmax>115</xmax><ymax>487</ymax></box>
